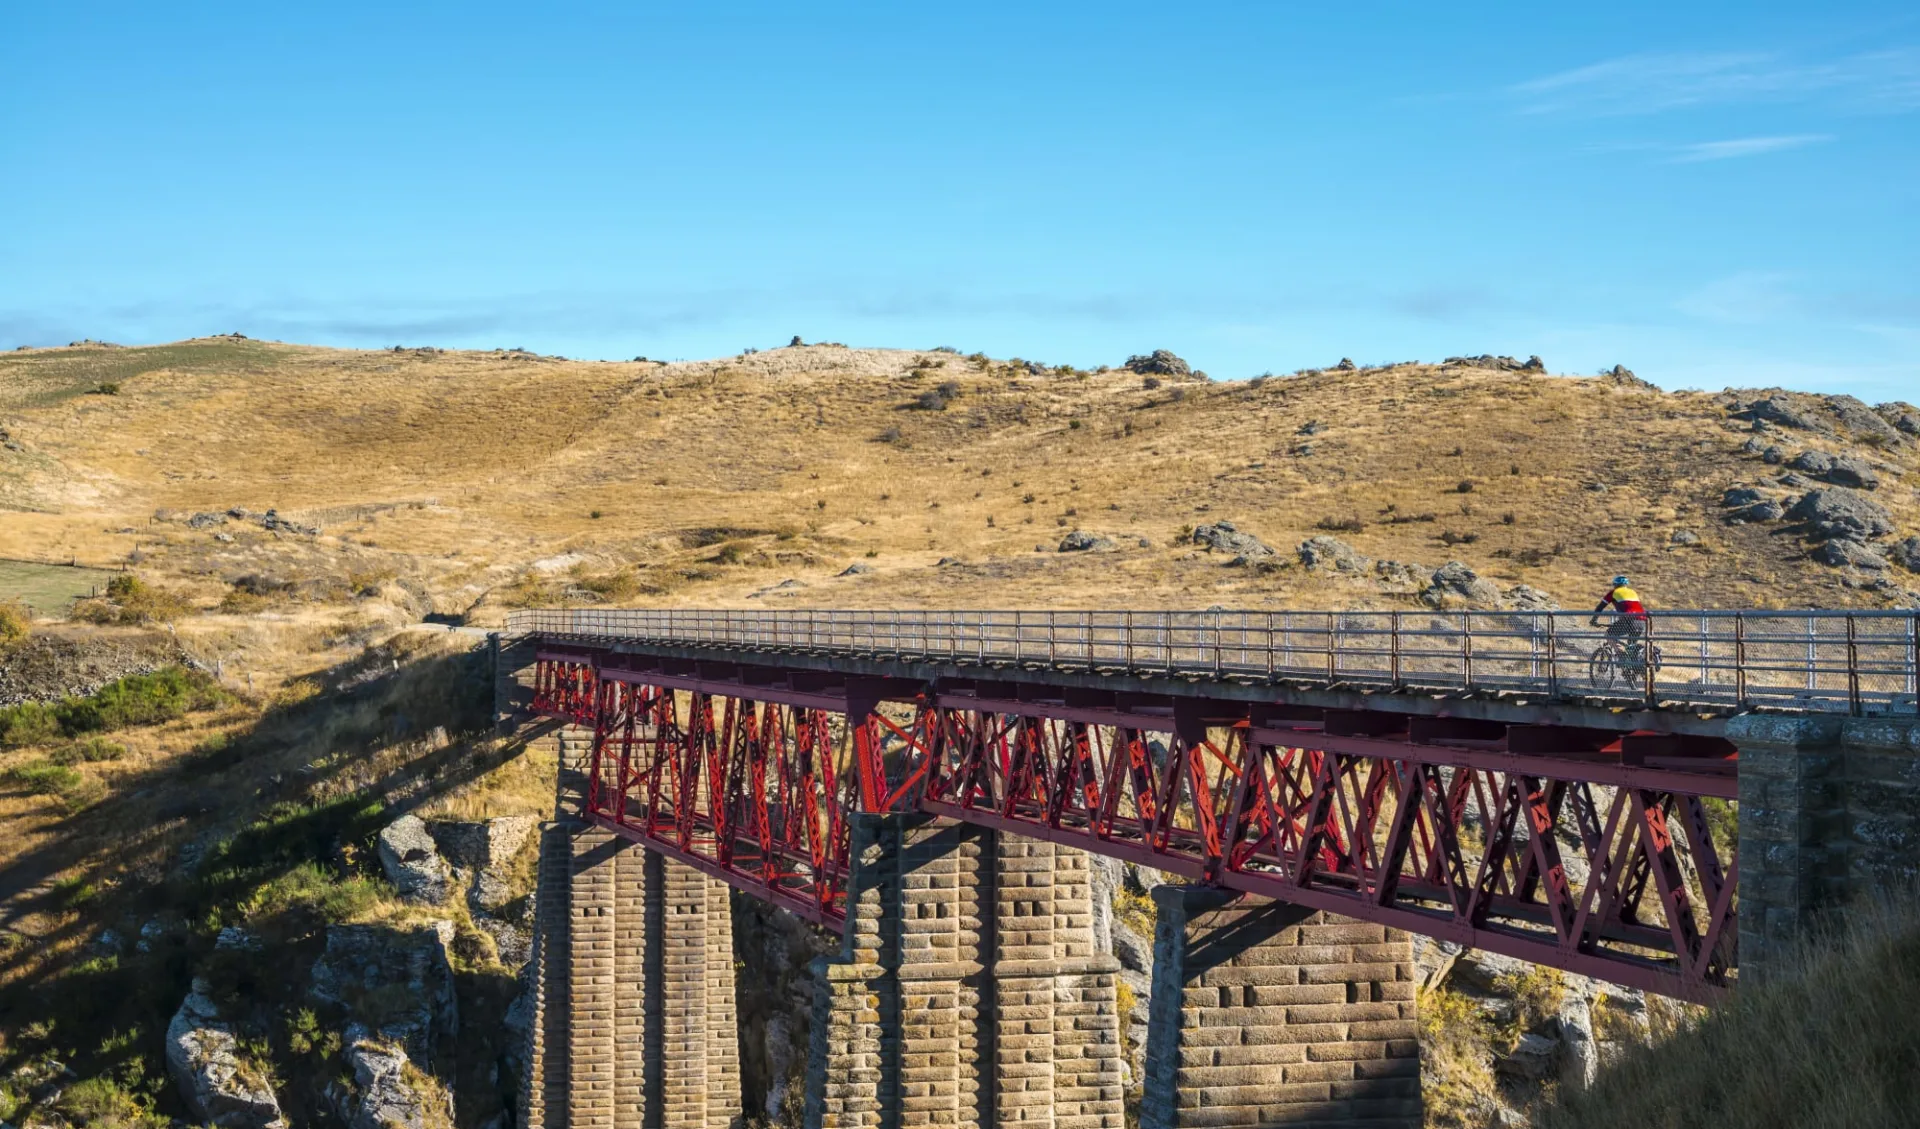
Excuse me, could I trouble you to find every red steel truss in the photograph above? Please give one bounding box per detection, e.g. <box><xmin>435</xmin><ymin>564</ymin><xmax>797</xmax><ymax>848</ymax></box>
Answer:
<box><xmin>530</xmin><ymin>650</ymin><xmax>1740</xmax><ymax>1001</ymax></box>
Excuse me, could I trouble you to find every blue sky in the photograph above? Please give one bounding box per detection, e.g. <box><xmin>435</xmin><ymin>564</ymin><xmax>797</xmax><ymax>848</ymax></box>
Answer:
<box><xmin>3</xmin><ymin>4</ymin><xmax>1916</xmax><ymax>397</ymax></box>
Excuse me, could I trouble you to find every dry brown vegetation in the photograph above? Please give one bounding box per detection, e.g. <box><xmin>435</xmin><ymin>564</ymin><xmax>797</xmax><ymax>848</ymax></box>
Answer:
<box><xmin>1</xmin><ymin>338</ymin><xmax>1914</xmax><ymax>622</ymax></box>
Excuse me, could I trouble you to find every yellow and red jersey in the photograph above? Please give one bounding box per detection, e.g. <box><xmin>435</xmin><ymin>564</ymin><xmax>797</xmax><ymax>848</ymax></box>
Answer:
<box><xmin>1602</xmin><ymin>585</ymin><xmax>1648</xmax><ymax>618</ymax></box>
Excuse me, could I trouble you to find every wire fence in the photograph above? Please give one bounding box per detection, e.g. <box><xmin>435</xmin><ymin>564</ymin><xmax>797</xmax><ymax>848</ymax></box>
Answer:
<box><xmin>507</xmin><ymin>607</ymin><xmax>1920</xmax><ymax>717</ymax></box>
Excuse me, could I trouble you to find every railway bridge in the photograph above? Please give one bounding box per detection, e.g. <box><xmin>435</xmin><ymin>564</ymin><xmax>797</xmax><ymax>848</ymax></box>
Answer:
<box><xmin>497</xmin><ymin>607</ymin><xmax>1920</xmax><ymax>1129</ymax></box>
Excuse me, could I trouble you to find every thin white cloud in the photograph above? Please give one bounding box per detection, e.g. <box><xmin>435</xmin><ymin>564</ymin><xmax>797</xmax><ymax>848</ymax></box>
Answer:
<box><xmin>1670</xmin><ymin>134</ymin><xmax>1832</xmax><ymax>162</ymax></box>
<box><xmin>1674</xmin><ymin>272</ymin><xmax>1800</xmax><ymax>325</ymax></box>
<box><xmin>1513</xmin><ymin>48</ymin><xmax>1920</xmax><ymax>115</ymax></box>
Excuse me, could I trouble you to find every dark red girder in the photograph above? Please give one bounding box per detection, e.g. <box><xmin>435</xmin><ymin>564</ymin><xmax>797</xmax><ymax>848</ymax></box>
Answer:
<box><xmin>530</xmin><ymin>653</ymin><xmax>1738</xmax><ymax>1002</ymax></box>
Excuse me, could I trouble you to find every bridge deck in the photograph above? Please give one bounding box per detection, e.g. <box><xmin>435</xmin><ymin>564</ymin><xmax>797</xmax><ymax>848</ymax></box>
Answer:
<box><xmin>510</xmin><ymin>607</ymin><xmax>1920</xmax><ymax>718</ymax></box>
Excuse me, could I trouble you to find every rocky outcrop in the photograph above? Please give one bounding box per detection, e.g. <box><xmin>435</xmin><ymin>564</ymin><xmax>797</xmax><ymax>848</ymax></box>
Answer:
<box><xmin>429</xmin><ymin>815</ymin><xmax>536</xmax><ymax>912</ymax></box>
<box><xmin>1421</xmin><ymin>561</ymin><xmax>1501</xmax><ymax>608</ymax></box>
<box><xmin>335</xmin><ymin>1031</ymin><xmax>448</xmax><ymax>1129</ymax></box>
<box><xmin>1893</xmin><ymin>537</ymin><xmax>1920</xmax><ymax>573</ymax></box>
<box><xmin>1191</xmin><ymin>521</ymin><xmax>1274</xmax><ymax>563</ymax></box>
<box><xmin>1787</xmin><ymin>449</ymin><xmax>1879</xmax><ymax>489</ymax></box>
<box><xmin>1787</xmin><ymin>488</ymin><xmax>1895</xmax><ymax>546</ymax></box>
<box><xmin>377</xmin><ymin>815</ymin><xmax>451</xmax><ymax>904</ymax></box>
<box><xmin>166</xmin><ymin>980</ymin><xmax>288</xmax><ymax>1129</ymax></box>
<box><xmin>1297</xmin><ymin>535</ymin><xmax>1370</xmax><ymax>574</ymax></box>
<box><xmin>1123</xmin><ymin>349</ymin><xmax>1190</xmax><ymax>377</ymax></box>
<box><xmin>1058</xmin><ymin>530</ymin><xmax>1117</xmax><ymax>552</ymax></box>
<box><xmin>309</xmin><ymin>923</ymin><xmax>457</xmax><ymax>1064</ymax></box>
<box><xmin>1501</xmin><ymin>584</ymin><xmax>1560</xmax><ymax>611</ymax></box>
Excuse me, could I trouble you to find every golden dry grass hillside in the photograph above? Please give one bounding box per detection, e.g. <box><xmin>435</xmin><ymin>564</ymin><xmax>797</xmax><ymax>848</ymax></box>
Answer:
<box><xmin>2</xmin><ymin>336</ymin><xmax>1918</xmax><ymax>621</ymax></box>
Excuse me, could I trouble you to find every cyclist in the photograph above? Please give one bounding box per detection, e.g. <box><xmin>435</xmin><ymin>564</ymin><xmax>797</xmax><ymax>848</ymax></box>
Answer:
<box><xmin>1590</xmin><ymin>575</ymin><xmax>1651</xmax><ymax>664</ymax></box>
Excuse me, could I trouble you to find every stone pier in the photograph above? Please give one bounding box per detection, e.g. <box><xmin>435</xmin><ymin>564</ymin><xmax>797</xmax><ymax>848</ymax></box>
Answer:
<box><xmin>805</xmin><ymin>816</ymin><xmax>1127</xmax><ymax>1129</ymax></box>
<box><xmin>520</xmin><ymin>825</ymin><xmax>741</xmax><ymax>1129</ymax></box>
<box><xmin>1142</xmin><ymin>888</ymin><xmax>1420</xmax><ymax>1129</ymax></box>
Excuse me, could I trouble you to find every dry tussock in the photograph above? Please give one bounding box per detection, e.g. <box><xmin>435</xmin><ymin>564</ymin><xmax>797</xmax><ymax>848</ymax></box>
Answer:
<box><xmin>1538</xmin><ymin>893</ymin><xmax>1920</xmax><ymax>1129</ymax></box>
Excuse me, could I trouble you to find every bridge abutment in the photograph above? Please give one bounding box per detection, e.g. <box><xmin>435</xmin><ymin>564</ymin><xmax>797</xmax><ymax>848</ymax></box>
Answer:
<box><xmin>521</xmin><ymin>824</ymin><xmax>742</xmax><ymax>1129</ymax></box>
<box><xmin>805</xmin><ymin>816</ymin><xmax>1127</xmax><ymax>1129</ymax></box>
<box><xmin>1734</xmin><ymin>715</ymin><xmax>1920</xmax><ymax>984</ymax></box>
<box><xmin>1142</xmin><ymin>887</ymin><xmax>1420</xmax><ymax>1129</ymax></box>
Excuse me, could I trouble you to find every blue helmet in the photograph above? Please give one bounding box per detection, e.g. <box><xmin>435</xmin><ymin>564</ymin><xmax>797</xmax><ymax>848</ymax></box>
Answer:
<box><xmin>1612</xmin><ymin>575</ymin><xmax>1630</xmax><ymax>586</ymax></box>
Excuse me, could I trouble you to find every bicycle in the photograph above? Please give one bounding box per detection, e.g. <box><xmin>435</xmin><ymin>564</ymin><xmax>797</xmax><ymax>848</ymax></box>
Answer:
<box><xmin>1588</xmin><ymin>634</ymin><xmax>1663</xmax><ymax>689</ymax></box>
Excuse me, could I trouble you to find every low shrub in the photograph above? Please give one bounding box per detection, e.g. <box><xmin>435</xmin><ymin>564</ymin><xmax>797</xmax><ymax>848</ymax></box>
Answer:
<box><xmin>0</xmin><ymin>599</ymin><xmax>29</xmax><ymax>651</ymax></box>
<box><xmin>50</xmin><ymin>737</ymin><xmax>126</xmax><ymax>764</ymax></box>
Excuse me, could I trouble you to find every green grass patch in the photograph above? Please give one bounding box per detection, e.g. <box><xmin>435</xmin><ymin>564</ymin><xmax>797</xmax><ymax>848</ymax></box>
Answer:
<box><xmin>0</xmin><ymin>665</ymin><xmax>225</xmax><ymax>748</ymax></box>
<box><xmin>0</xmin><ymin>560</ymin><xmax>114</xmax><ymax>616</ymax></box>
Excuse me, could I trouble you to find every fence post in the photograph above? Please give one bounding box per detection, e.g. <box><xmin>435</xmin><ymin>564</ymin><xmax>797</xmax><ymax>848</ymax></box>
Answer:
<box><xmin>1266</xmin><ymin>611</ymin><xmax>1277</xmax><ymax>681</ymax></box>
<box><xmin>1325</xmin><ymin>614</ymin><xmax>1337</xmax><ymax>683</ymax></box>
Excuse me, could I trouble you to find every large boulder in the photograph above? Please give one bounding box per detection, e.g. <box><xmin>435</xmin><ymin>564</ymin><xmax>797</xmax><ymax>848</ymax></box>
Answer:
<box><xmin>1191</xmin><ymin>521</ymin><xmax>1274</xmax><ymax>561</ymax></box>
<box><xmin>430</xmin><ymin>815</ymin><xmax>538</xmax><ymax>913</ymax></box>
<box><xmin>1297</xmin><ymin>536</ymin><xmax>1370</xmax><ymax>574</ymax></box>
<box><xmin>1721</xmin><ymin>486</ymin><xmax>1768</xmax><ymax>508</ymax></box>
<box><xmin>1374</xmin><ymin>560</ymin><xmax>1428</xmax><ymax>593</ymax></box>
<box><xmin>1110</xmin><ymin>918</ymin><xmax>1152</xmax><ymax>975</ymax></box>
<box><xmin>1893</xmin><ymin>537</ymin><xmax>1920</xmax><ymax>573</ymax></box>
<box><xmin>166</xmin><ymin>981</ymin><xmax>288</xmax><ymax>1129</ymax></box>
<box><xmin>377</xmin><ymin>815</ymin><xmax>450</xmax><ymax>904</ymax></box>
<box><xmin>1421</xmin><ymin>562</ymin><xmax>1502</xmax><ymax>608</ymax></box>
<box><xmin>1786</xmin><ymin>488</ymin><xmax>1895</xmax><ymax>542</ymax></box>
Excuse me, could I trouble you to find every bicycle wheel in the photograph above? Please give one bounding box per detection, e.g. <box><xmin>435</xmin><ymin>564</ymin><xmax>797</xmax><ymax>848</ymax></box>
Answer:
<box><xmin>1589</xmin><ymin>643</ymin><xmax>1621</xmax><ymax>687</ymax></box>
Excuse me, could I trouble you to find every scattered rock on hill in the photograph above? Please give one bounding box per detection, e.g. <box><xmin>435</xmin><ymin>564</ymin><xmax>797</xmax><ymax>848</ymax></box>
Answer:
<box><xmin>1878</xmin><ymin>402</ymin><xmax>1920</xmax><ymax>437</ymax></box>
<box><xmin>1893</xmin><ymin>537</ymin><xmax>1920</xmax><ymax>573</ymax></box>
<box><xmin>377</xmin><ymin>815</ymin><xmax>450</xmax><ymax>904</ymax></box>
<box><xmin>310</xmin><ymin>923</ymin><xmax>457</xmax><ymax>1059</ymax></box>
<box><xmin>1191</xmin><ymin>521</ymin><xmax>1273</xmax><ymax>561</ymax></box>
<box><xmin>1373</xmin><ymin>560</ymin><xmax>1428</xmax><ymax>593</ymax></box>
<box><xmin>1787</xmin><ymin>488</ymin><xmax>1894</xmax><ymax>542</ymax></box>
<box><xmin>259</xmin><ymin>509</ymin><xmax>320</xmax><ymax>536</ymax></box>
<box><xmin>1788</xmin><ymin>450</ymin><xmax>1879</xmax><ymax>489</ymax></box>
<box><xmin>1603</xmin><ymin>364</ymin><xmax>1655</xmax><ymax>390</ymax></box>
<box><xmin>1501</xmin><ymin>584</ymin><xmax>1560</xmax><ymax>611</ymax></box>
<box><xmin>167</xmin><ymin>981</ymin><xmax>289</xmax><ymax>1129</ymax></box>
<box><xmin>1421</xmin><ymin>561</ymin><xmax>1501</xmax><ymax>608</ymax></box>
<box><xmin>1670</xmin><ymin>530</ymin><xmax>1700</xmax><ymax>546</ymax></box>
<box><xmin>1123</xmin><ymin>350</ymin><xmax>1190</xmax><ymax>377</ymax></box>
<box><xmin>1058</xmin><ymin>531</ymin><xmax>1117</xmax><ymax>552</ymax></box>
<box><xmin>1824</xmin><ymin>394</ymin><xmax>1903</xmax><ymax>444</ymax></box>
<box><xmin>1297</xmin><ymin>536</ymin><xmax>1369</xmax><ymax>574</ymax></box>
<box><xmin>1442</xmin><ymin>354</ymin><xmax>1537</xmax><ymax>373</ymax></box>
<box><xmin>1334</xmin><ymin>358</ymin><xmax>1357</xmax><ymax>371</ymax></box>
<box><xmin>1813</xmin><ymin>539</ymin><xmax>1887</xmax><ymax>570</ymax></box>
<box><xmin>186</xmin><ymin>511</ymin><xmax>228</xmax><ymax>529</ymax></box>
<box><xmin>837</xmin><ymin>563</ymin><xmax>871</xmax><ymax>576</ymax></box>
<box><xmin>1736</xmin><ymin>395</ymin><xmax>1826</xmax><ymax>432</ymax></box>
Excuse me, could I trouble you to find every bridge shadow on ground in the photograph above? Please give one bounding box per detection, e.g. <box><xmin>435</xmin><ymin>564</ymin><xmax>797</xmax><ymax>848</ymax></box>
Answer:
<box><xmin>0</xmin><ymin>633</ymin><xmax>529</xmax><ymax>1127</ymax></box>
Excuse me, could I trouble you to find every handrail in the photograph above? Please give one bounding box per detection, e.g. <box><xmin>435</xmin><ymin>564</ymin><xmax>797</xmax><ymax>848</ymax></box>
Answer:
<box><xmin>507</xmin><ymin>607</ymin><xmax>1920</xmax><ymax>717</ymax></box>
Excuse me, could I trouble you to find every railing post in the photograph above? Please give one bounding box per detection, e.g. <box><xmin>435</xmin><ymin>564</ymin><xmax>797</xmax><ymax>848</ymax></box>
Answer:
<box><xmin>1847</xmin><ymin>614</ymin><xmax>1862</xmax><ymax>717</ymax></box>
<box><xmin>1325</xmin><ymin>614</ymin><xmax>1336</xmax><ymax>683</ymax></box>
<box><xmin>1735</xmin><ymin>612</ymin><xmax>1748</xmax><ymax>707</ymax></box>
<box><xmin>1544</xmin><ymin>613</ymin><xmax>1559</xmax><ymax>699</ymax></box>
<box><xmin>1463</xmin><ymin>615</ymin><xmax>1475</xmax><ymax>691</ymax></box>
<box><xmin>1049</xmin><ymin>612</ymin><xmax>1058</xmax><ymax>667</ymax></box>
<box><xmin>1266</xmin><ymin>611</ymin><xmax>1277</xmax><ymax>681</ymax></box>
<box><xmin>1644</xmin><ymin>614</ymin><xmax>1658</xmax><ymax>708</ymax></box>
<box><xmin>1390</xmin><ymin>612</ymin><xmax>1402</xmax><ymax>689</ymax></box>
<box><xmin>1124</xmin><ymin>610</ymin><xmax>1135</xmax><ymax>671</ymax></box>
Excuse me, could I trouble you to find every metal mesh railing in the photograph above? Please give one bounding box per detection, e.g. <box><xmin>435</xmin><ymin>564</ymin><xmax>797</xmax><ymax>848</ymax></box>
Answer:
<box><xmin>507</xmin><ymin>607</ymin><xmax>1920</xmax><ymax>717</ymax></box>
